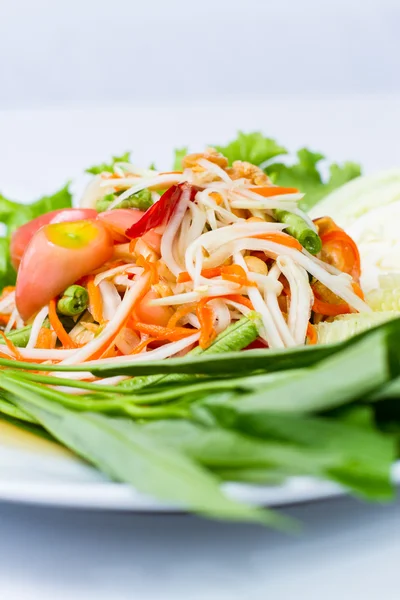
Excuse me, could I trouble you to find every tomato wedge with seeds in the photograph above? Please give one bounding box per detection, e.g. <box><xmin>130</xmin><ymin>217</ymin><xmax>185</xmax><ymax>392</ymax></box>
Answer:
<box><xmin>98</xmin><ymin>209</ymin><xmax>162</xmax><ymax>253</ymax></box>
<box><xmin>16</xmin><ymin>220</ymin><xmax>113</xmax><ymax>321</ymax></box>
<box><xmin>314</xmin><ymin>216</ymin><xmax>361</xmax><ymax>281</ymax></box>
<box><xmin>10</xmin><ymin>208</ymin><xmax>97</xmax><ymax>270</ymax></box>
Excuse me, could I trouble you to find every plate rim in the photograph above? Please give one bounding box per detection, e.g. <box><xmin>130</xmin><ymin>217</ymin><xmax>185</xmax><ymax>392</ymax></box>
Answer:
<box><xmin>1</xmin><ymin>445</ymin><xmax>399</xmax><ymax>512</ymax></box>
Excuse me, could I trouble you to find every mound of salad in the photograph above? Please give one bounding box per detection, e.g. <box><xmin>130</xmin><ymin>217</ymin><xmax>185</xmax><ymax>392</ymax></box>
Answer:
<box><xmin>0</xmin><ymin>145</ymin><xmax>368</xmax><ymax>361</ymax></box>
<box><xmin>1</xmin><ymin>132</ymin><xmax>400</xmax><ymax>529</ymax></box>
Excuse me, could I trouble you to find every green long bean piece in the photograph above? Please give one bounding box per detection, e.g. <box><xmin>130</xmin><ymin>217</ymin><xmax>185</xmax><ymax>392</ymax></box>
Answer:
<box><xmin>274</xmin><ymin>209</ymin><xmax>322</xmax><ymax>254</ymax></box>
<box><xmin>0</xmin><ymin>325</ymin><xmax>33</xmax><ymax>348</ymax></box>
<box><xmin>57</xmin><ymin>285</ymin><xmax>89</xmax><ymax>317</ymax></box>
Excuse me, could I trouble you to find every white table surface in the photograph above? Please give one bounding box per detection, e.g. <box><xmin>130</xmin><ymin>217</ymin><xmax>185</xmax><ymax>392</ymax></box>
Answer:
<box><xmin>0</xmin><ymin>96</ymin><xmax>400</xmax><ymax>599</ymax></box>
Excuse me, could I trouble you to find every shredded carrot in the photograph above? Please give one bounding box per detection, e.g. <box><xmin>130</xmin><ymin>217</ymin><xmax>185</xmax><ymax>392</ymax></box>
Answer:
<box><xmin>221</xmin><ymin>265</ymin><xmax>256</xmax><ymax>287</ymax></box>
<box><xmin>177</xmin><ymin>268</ymin><xmax>222</xmax><ymax>284</ymax></box>
<box><xmin>167</xmin><ymin>304</ymin><xmax>196</xmax><ymax>328</ymax></box>
<box><xmin>253</xmin><ymin>232</ymin><xmax>303</xmax><ymax>251</ymax></box>
<box><xmin>131</xmin><ymin>337</ymin><xmax>157</xmax><ymax>354</ymax></box>
<box><xmin>352</xmin><ymin>281</ymin><xmax>365</xmax><ymax>300</ymax></box>
<box><xmin>311</xmin><ymin>280</ymin><xmax>363</xmax><ymax>318</ymax></box>
<box><xmin>223</xmin><ymin>295</ymin><xmax>254</xmax><ymax>309</ymax></box>
<box><xmin>35</xmin><ymin>327</ymin><xmax>54</xmax><ymax>350</ymax></box>
<box><xmin>306</xmin><ymin>322</ymin><xmax>318</xmax><ymax>345</ymax></box>
<box><xmin>48</xmin><ymin>299</ymin><xmax>78</xmax><ymax>349</ymax></box>
<box><xmin>136</xmin><ymin>254</ymin><xmax>159</xmax><ymax>284</ymax></box>
<box><xmin>251</xmin><ymin>186</ymin><xmax>299</xmax><ymax>197</ymax></box>
<box><xmin>133</xmin><ymin>322</ymin><xmax>197</xmax><ymax>341</ymax></box>
<box><xmin>312</xmin><ymin>296</ymin><xmax>350</xmax><ymax>317</ymax></box>
<box><xmin>0</xmin><ymin>331</ymin><xmax>24</xmax><ymax>360</ymax></box>
<box><xmin>101</xmin><ymin>343</ymin><xmax>120</xmax><ymax>359</ymax></box>
<box><xmin>196</xmin><ymin>298</ymin><xmax>217</xmax><ymax>349</ymax></box>
<box><xmin>0</xmin><ymin>314</ymin><xmax>11</xmax><ymax>326</ymax></box>
<box><xmin>86</xmin><ymin>276</ymin><xmax>104</xmax><ymax>324</ymax></box>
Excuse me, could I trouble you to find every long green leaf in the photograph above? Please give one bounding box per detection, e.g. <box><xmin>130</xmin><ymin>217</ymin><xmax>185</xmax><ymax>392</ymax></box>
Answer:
<box><xmin>0</xmin><ymin>397</ymin><xmax>38</xmax><ymax>423</ymax></box>
<box><xmin>0</xmin><ymin>375</ymin><xmax>291</xmax><ymax>529</ymax></box>
<box><xmin>202</xmin><ymin>409</ymin><xmax>395</xmax><ymax>501</ymax></box>
<box><xmin>2</xmin><ymin>317</ymin><xmax>400</xmax><ymax>379</ymax></box>
<box><xmin>202</xmin><ymin>328</ymin><xmax>392</xmax><ymax>416</ymax></box>
<box><xmin>141</xmin><ymin>419</ymin><xmax>339</xmax><ymax>474</ymax></box>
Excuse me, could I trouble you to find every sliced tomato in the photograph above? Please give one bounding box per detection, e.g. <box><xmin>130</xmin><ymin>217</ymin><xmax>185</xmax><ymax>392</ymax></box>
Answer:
<box><xmin>135</xmin><ymin>290</ymin><xmax>173</xmax><ymax>327</ymax></box>
<box><xmin>98</xmin><ymin>209</ymin><xmax>162</xmax><ymax>254</ymax></box>
<box><xmin>10</xmin><ymin>208</ymin><xmax>97</xmax><ymax>270</ymax></box>
<box><xmin>314</xmin><ymin>216</ymin><xmax>361</xmax><ymax>281</ymax></box>
<box><xmin>16</xmin><ymin>220</ymin><xmax>113</xmax><ymax>321</ymax></box>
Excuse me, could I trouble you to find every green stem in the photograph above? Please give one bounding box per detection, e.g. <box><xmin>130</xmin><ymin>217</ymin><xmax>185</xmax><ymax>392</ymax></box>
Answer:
<box><xmin>0</xmin><ymin>374</ymin><xmax>188</xmax><ymax>420</ymax></box>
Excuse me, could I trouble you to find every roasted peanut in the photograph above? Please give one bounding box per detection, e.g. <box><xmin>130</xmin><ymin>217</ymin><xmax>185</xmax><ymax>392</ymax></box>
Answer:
<box><xmin>244</xmin><ymin>255</ymin><xmax>269</xmax><ymax>275</ymax></box>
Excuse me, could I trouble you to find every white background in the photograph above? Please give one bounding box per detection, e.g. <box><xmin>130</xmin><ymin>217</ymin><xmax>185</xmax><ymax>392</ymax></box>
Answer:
<box><xmin>1</xmin><ymin>2</ymin><xmax>400</xmax><ymax>599</ymax></box>
<box><xmin>0</xmin><ymin>0</ymin><xmax>400</xmax><ymax>109</ymax></box>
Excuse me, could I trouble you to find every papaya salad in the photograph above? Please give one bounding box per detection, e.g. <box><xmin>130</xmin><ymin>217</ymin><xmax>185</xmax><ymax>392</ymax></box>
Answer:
<box><xmin>3</xmin><ymin>133</ymin><xmax>400</xmax><ymax>528</ymax></box>
<box><xmin>0</xmin><ymin>148</ymin><xmax>369</xmax><ymax>367</ymax></box>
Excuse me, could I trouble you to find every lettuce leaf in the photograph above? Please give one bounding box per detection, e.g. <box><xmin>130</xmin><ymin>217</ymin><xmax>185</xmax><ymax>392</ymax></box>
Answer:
<box><xmin>86</xmin><ymin>152</ymin><xmax>131</xmax><ymax>175</ymax></box>
<box><xmin>0</xmin><ymin>238</ymin><xmax>16</xmax><ymax>289</ymax></box>
<box><xmin>215</xmin><ymin>131</ymin><xmax>287</xmax><ymax>167</ymax></box>
<box><xmin>267</xmin><ymin>149</ymin><xmax>361</xmax><ymax>210</ymax></box>
<box><xmin>173</xmin><ymin>147</ymin><xmax>188</xmax><ymax>171</ymax></box>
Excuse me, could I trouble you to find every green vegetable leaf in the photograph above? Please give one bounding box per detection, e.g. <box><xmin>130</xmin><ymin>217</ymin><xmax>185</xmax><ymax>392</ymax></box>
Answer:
<box><xmin>315</xmin><ymin>312</ymin><xmax>399</xmax><ymax>345</ymax></box>
<box><xmin>266</xmin><ymin>149</ymin><xmax>361</xmax><ymax>211</ymax></box>
<box><xmin>214</xmin><ymin>131</ymin><xmax>287</xmax><ymax>167</ymax></box>
<box><xmin>0</xmin><ymin>238</ymin><xmax>17</xmax><ymax>288</ymax></box>
<box><xmin>1</xmin><ymin>184</ymin><xmax>72</xmax><ymax>235</ymax></box>
<box><xmin>173</xmin><ymin>147</ymin><xmax>188</xmax><ymax>171</ymax></box>
<box><xmin>28</xmin><ymin>183</ymin><xmax>73</xmax><ymax>221</ymax></box>
<box><xmin>1</xmin><ymin>375</ymin><xmax>291</xmax><ymax>529</ymax></box>
<box><xmin>201</xmin><ymin>327</ymin><xmax>392</xmax><ymax>416</ymax></box>
<box><xmin>86</xmin><ymin>152</ymin><xmax>131</xmax><ymax>175</ymax></box>
<box><xmin>142</xmin><ymin>417</ymin><xmax>394</xmax><ymax>501</ymax></box>
<box><xmin>202</xmin><ymin>409</ymin><xmax>395</xmax><ymax>501</ymax></box>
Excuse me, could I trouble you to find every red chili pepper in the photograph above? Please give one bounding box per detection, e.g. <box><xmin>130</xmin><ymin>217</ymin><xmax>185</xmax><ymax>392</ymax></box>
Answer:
<box><xmin>125</xmin><ymin>183</ymin><xmax>196</xmax><ymax>240</ymax></box>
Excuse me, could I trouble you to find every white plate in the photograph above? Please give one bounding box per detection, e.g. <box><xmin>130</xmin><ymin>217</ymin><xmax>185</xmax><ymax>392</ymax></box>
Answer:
<box><xmin>1</xmin><ymin>99</ymin><xmax>400</xmax><ymax>511</ymax></box>
<box><xmin>1</xmin><ymin>425</ymin><xmax>400</xmax><ymax>511</ymax></box>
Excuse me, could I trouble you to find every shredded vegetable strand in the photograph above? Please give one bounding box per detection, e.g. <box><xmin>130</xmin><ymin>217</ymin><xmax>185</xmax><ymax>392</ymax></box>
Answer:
<box><xmin>197</xmin><ymin>298</ymin><xmax>217</xmax><ymax>349</ymax></box>
<box><xmin>27</xmin><ymin>306</ymin><xmax>49</xmax><ymax>349</ymax></box>
<box><xmin>277</xmin><ymin>256</ymin><xmax>313</xmax><ymax>345</ymax></box>
<box><xmin>48</xmin><ymin>299</ymin><xmax>77</xmax><ymax>349</ymax></box>
<box><xmin>87</xmin><ymin>276</ymin><xmax>104</xmax><ymax>324</ymax></box>
<box><xmin>60</xmin><ymin>273</ymin><xmax>151</xmax><ymax>365</ymax></box>
<box><xmin>263</xmin><ymin>264</ymin><xmax>296</xmax><ymax>347</ymax></box>
<box><xmin>234</xmin><ymin>252</ymin><xmax>284</xmax><ymax>348</ymax></box>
